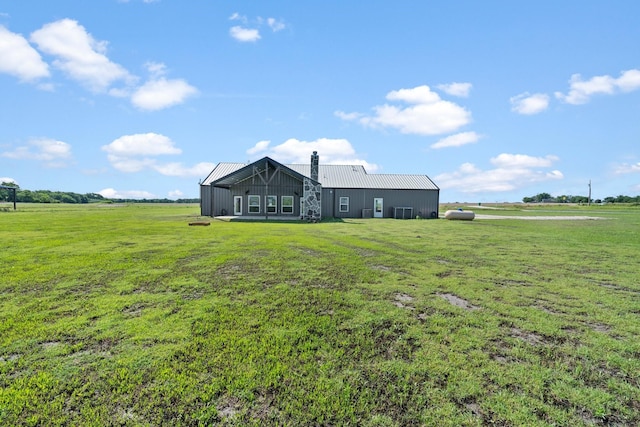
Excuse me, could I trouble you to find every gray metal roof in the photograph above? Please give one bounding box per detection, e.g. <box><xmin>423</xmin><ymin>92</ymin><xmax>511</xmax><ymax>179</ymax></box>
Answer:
<box><xmin>202</xmin><ymin>160</ymin><xmax>439</xmax><ymax>190</ymax></box>
<box><xmin>205</xmin><ymin>157</ymin><xmax>308</xmax><ymax>188</ymax></box>
<box><xmin>201</xmin><ymin>162</ymin><xmax>247</xmax><ymax>185</ymax></box>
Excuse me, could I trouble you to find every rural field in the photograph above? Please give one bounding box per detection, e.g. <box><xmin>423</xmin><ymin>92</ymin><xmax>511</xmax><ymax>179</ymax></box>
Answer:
<box><xmin>1</xmin><ymin>203</ymin><xmax>639</xmax><ymax>426</ymax></box>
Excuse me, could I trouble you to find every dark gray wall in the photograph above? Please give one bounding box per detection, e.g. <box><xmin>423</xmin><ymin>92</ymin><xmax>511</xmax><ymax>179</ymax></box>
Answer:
<box><xmin>212</xmin><ymin>187</ymin><xmax>231</xmax><ymax>216</ymax></box>
<box><xmin>207</xmin><ymin>170</ymin><xmax>305</xmax><ymax>217</ymax></box>
<box><xmin>322</xmin><ymin>188</ymin><xmax>439</xmax><ymax>219</ymax></box>
<box><xmin>200</xmin><ymin>185</ymin><xmax>212</xmax><ymax>216</ymax></box>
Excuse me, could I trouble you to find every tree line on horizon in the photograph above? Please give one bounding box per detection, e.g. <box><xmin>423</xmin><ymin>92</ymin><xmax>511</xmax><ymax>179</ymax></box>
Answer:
<box><xmin>0</xmin><ymin>182</ymin><xmax>199</xmax><ymax>204</ymax></box>
<box><xmin>522</xmin><ymin>192</ymin><xmax>640</xmax><ymax>204</ymax></box>
<box><xmin>3</xmin><ymin>182</ymin><xmax>638</xmax><ymax>206</ymax></box>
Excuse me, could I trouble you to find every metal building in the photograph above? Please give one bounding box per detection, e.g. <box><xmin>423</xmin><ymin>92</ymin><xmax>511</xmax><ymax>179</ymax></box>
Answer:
<box><xmin>200</xmin><ymin>152</ymin><xmax>439</xmax><ymax>220</ymax></box>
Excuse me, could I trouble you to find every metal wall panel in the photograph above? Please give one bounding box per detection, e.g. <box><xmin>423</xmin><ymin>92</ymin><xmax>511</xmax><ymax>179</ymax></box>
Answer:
<box><xmin>212</xmin><ymin>187</ymin><xmax>231</xmax><ymax>216</ymax></box>
<box><xmin>200</xmin><ymin>185</ymin><xmax>212</xmax><ymax>216</ymax></box>
<box><xmin>323</xmin><ymin>188</ymin><xmax>439</xmax><ymax>219</ymax></box>
<box><xmin>210</xmin><ymin>168</ymin><xmax>304</xmax><ymax>217</ymax></box>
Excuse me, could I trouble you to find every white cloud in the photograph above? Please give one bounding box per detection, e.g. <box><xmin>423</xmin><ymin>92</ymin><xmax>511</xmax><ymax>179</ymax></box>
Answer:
<box><xmin>131</xmin><ymin>77</ymin><xmax>198</xmax><ymax>111</ymax></box>
<box><xmin>613</xmin><ymin>162</ymin><xmax>640</xmax><ymax>175</ymax></box>
<box><xmin>105</xmin><ymin>156</ymin><xmax>157</xmax><ymax>173</ymax></box>
<box><xmin>510</xmin><ymin>92</ymin><xmax>549</xmax><ymax>115</ymax></box>
<box><xmin>387</xmin><ymin>85</ymin><xmax>441</xmax><ymax>104</ymax></box>
<box><xmin>101</xmin><ymin>133</ymin><xmax>210</xmax><ymax>177</ymax></box>
<box><xmin>334</xmin><ymin>111</ymin><xmax>363</xmax><ymax>121</ymax></box>
<box><xmin>230</xmin><ymin>26</ymin><xmax>261</xmax><ymax>42</ymax></box>
<box><xmin>617</xmin><ymin>69</ymin><xmax>640</xmax><ymax>92</ymax></box>
<box><xmin>102</xmin><ymin>133</ymin><xmax>181</xmax><ymax>156</ymax></box>
<box><xmin>144</xmin><ymin>61</ymin><xmax>167</xmax><ymax>79</ymax></box>
<box><xmin>491</xmin><ymin>153</ymin><xmax>558</xmax><ymax>168</ymax></box>
<box><xmin>30</xmin><ymin>19</ymin><xmax>133</xmax><ymax>92</ymax></box>
<box><xmin>153</xmin><ymin>162</ymin><xmax>215</xmax><ymax>177</ymax></box>
<box><xmin>125</xmin><ymin>62</ymin><xmax>197</xmax><ymax>110</ymax></box>
<box><xmin>431</xmin><ymin>131</ymin><xmax>480</xmax><ymax>149</ymax></box>
<box><xmin>0</xmin><ymin>25</ymin><xmax>50</xmax><ymax>81</ymax></box>
<box><xmin>1</xmin><ymin>138</ymin><xmax>72</xmax><ymax>167</ymax></box>
<box><xmin>16</xmin><ymin>20</ymin><xmax>195</xmax><ymax>110</ymax></box>
<box><xmin>246</xmin><ymin>140</ymin><xmax>271</xmax><ymax>155</ymax></box>
<box><xmin>340</xmin><ymin>85</ymin><xmax>471</xmax><ymax>136</ymax></box>
<box><xmin>228</xmin><ymin>13</ymin><xmax>286</xmax><ymax>41</ymax></box>
<box><xmin>555</xmin><ymin>69</ymin><xmax>640</xmax><ymax>105</ymax></box>
<box><xmin>229</xmin><ymin>13</ymin><xmax>247</xmax><ymax>23</ymax></box>
<box><xmin>98</xmin><ymin>188</ymin><xmax>156</xmax><ymax>199</ymax></box>
<box><xmin>437</xmin><ymin>82</ymin><xmax>472</xmax><ymax>97</ymax></box>
<box><xmin>168</xmin><ymin>189</ymin><xmax>184</xmax><ymax>198</ymax></box>
<box><xmin>435</xmin><ymin>153</ymin><xmax>563</xmax><ymax>193</ymax></box>
<box><xmin>267</xmin><ymin>18</ymin><xmax>286</xmax><ymax>32</ymax></box>
<box><xmin>246</xmin><ymin>137</ymin><xmax>378</xmax><ymax>171</ymax></box>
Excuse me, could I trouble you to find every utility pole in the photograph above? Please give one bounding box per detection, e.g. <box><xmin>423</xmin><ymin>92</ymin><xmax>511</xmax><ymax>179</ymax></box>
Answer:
<box><xmin>588</xmin><ymin>180</ymin><xmax>591</xmax><ymax>206</ymax></box>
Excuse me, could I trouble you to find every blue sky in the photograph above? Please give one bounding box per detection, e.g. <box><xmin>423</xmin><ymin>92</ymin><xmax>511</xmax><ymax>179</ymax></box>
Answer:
<box><xmin>1</xmin><ymin>1</ymin><xmax>639</xmax><ymax>202</ymax></box>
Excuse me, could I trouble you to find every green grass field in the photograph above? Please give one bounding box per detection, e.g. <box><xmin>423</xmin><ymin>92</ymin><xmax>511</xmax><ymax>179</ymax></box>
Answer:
<box><xmin>1</xmin><ymin>203</ymin><xmax>639</xmax><ymax>426</ymax></box>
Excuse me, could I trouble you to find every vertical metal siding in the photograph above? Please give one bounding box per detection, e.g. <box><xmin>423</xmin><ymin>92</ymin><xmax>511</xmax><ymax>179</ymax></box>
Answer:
<box><xmin>212</xmin><ymin>187</ymin><xmax>231</xmax><ymax>216</ymax></box>
<box><xmin>200</xmin><ymin>185</ymin><xmax>211</xmax><ymax>216</ymax></box>
<box><xmin>324</xmin><ymin>188</ymin><xmax>439</xmax><ymax>219</ymax></box>
<box><xmin>215</xmin><ymin>171</ymin><xmax>304</xmax><ymax>217</ymax></box>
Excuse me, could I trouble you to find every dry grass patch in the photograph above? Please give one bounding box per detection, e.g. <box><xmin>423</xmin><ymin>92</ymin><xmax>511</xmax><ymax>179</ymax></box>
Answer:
<box><xmin>437</xmin><ymin>293</ymin><xmax>480</xmax><ymax>311</ymax></box>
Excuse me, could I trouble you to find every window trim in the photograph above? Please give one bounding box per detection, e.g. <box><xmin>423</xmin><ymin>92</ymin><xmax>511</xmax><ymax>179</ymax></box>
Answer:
<box><xmin>339</xmin><ymin>196</ymin><xmax>349</xmax><ymax>212</ymax></box>
<box><xmin>266</xmin><ymin>195</ymin><xmax>277</xmax><ymax>214</ymax></box>
<box><xmin>248</xmin><ymin>195</ymin><xmax>260</xmax><ymax>213</ymax></box>
<box><xmin>281</xmin><ymin>195</ymin><xmax>294</xmax><ymax>214</ymax></box>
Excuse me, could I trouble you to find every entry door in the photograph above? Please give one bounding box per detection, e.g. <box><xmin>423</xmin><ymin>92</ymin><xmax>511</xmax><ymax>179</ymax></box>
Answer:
<box><xmin>373</xmin><ymin>198</ymin><xmax>384</xmax><ymax>218</ymax></box>
<box><xmin>233</xmin><ymin>196</ymin><xmax>242</xmax><ymax>216</ymax></box>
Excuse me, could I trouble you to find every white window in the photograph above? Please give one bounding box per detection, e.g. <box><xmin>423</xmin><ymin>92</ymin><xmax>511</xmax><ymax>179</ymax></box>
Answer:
<box><xmin>339</xmin><ymin>196</ymin><xmax>349</xmax><ymax>212</ymax></box>
<box><xmin>282</xmin><ymin>196</ymin><xmax>294</xmax><ymax>214</ymax></box>
<box><xmin>248</xmin><ymin>195</ymin><xmax>260</xmax><ymax>213</ymax></box>
<box><xmin>267</xmin><ymin>195</ymin><xmax>277</xmax><ymax>214</ymax></box>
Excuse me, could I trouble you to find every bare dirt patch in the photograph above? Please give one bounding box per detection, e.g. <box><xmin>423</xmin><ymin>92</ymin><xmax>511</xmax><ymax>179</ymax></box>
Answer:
<box><xmin>510</xmin><ymin>327</ymin><xmax>544</xmax><ymax>346</ymax></box>
<box><xmin>122</xmin><ymin>303</ymin><xmax>145</xmax><ymax>317</ymax></box>
<box><xmin>41</xmin><ymin>341</ymin><xmax>62</xmax><ymax>350</ymax></box>
<box><xmin>437</xmin><ymin>293</ymin><xmax>479</xmax><ymax>310</ymax></box>
<box><xmin>598</xmin><ymin>282</ymin><xmax>640</xmax><ymax>294</ymax></box>
<box><xmin>492</xmin><ymin>354</ymin><xmax>509</xmax><ymax>363</ymax></box>
<box><xmin>530</xmin><ymin>299</ymin><xmax>564</xmax><ymax>315</ymax></box>
<box><xmin>436</xmin><ymin>270</ymin><xmax>460</xmax><ymax>278</ymax></box>
<box><xmin>393</xmin><ymin>293</ymin><xmax>415</xmax><ymax>310</ymax></box>
<box><xmin>395</xmin><ymin>293</ymin><xmax>414</xmax><ymax>302</ymax></box>
<box><xmin>495</xmin><ymin>278</ymin><xmax>532</xmax><ymax>287</ymax></box>
<box><xmin>589</xmin><ymin>323</ymin><xmax>611</xmax><ymax>333</ymax></box>
<box><xmin>0</xmin><ymin>354</ymin><xmax>20</xmax><ymax>362</ymax></box>
<box><xmin>250</xmin><ymin>393</ymin><xmax>278</xmax><ymax>420</ymax></box>
<box><xmin>217</xmin><ymin>397</ymin><xmax>241</xmax><ymax>419</ymax></box>
<box><xmin>465</xmin><ymin>402</ymin><xmax>483</xmax><ymax>418</ymax></box>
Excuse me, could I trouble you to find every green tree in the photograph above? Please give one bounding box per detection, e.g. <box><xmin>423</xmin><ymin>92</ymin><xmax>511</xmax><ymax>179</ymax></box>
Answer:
<box><xmin>536</xmin><ymin>192</ymin><xmax>552</xmax><ymax>202</ymax></box>
<box><xmin>59</xmin><ymin>194</ymin><xmax>78</xmax><ymax>203</ymax></box>
<box><xmin>1</xmin><ymin>182</ymin><xmax>19</xmax><ymax>202</ymax></box>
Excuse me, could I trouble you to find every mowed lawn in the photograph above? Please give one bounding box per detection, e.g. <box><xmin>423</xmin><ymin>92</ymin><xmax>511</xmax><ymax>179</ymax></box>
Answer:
<box><xmin>1</xmin><ymin>203</ymin><xmax>639</xmax><ymax>426</ymax></box>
